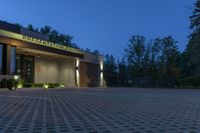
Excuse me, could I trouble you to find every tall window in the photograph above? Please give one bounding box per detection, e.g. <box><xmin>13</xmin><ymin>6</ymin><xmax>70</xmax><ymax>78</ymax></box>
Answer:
<box><xmin>10</xmin><ymin>46</ymin><xmax>16</xmax><ymax>75</ymax></box>
<box><xmin>0</xmin><ymin>44</ymin><xmax>3</xmax><ymax>74</ymax></box>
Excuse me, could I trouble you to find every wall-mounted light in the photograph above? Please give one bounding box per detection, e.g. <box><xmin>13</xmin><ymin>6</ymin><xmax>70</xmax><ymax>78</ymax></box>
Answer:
<box><xmin>100</xmin><ymin>60</ymin><xmax>104</xmax><ymax>87</ymax></box>
<box><xmin>75</xmin><ymin>58</ymin><xmax>80</xmax><ymax>87</ymax></box>
<box><xmin>100</xmin><ymin>60</ymin><xmax>103</xmax><ymax>71</ymax></box>
<box><xmin>76</xmin><ymin>58</ymin><xmax>80</xmax><ymax>67</ymax></box>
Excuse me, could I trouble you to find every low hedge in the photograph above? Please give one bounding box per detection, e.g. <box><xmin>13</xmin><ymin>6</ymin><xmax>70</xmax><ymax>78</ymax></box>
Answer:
<box><xmin>0</xmin><ymin>78</ymin><xmax>16</xmax><ymax>90</ymax></box>
<box><xmin>23</xmin><ymin>83</ymin><xmax>65</xmax><ymax>88</ymax></box>
<box><xmin>0</xmin><ymin>78</ymin><xmax>65</xmax><ymax>90</ymax></box>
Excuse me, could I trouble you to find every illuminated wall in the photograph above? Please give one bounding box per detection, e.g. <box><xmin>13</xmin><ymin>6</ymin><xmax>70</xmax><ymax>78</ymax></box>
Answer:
<box><xmin>34</xmin><ymin>56</ymin><xmax>75</xmax><ymax>87</ymax></box>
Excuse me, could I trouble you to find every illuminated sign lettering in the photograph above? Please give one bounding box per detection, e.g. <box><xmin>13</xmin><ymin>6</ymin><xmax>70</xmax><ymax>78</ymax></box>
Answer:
<box><xmin>0</xmin><ymin>29</ymin><xmax>82</xmax><ymax>54</ymax></box>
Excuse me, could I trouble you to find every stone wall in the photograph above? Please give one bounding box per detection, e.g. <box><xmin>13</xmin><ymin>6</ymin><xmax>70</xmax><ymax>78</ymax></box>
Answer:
<box><xmin>34</xmin><ymin>56</ymin><xmax>75</xmax><ymax>87</ymax></box>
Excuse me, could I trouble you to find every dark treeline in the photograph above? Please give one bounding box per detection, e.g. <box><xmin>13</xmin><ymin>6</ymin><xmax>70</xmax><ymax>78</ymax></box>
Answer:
<box><xmin>104</xmin><ymin>1</ymin><xmax>200</xmax><ymax>88</ymax></box>
<box><xmin>14</xmin><ymin>23</ymin><xmax>79</xmax><ymax>48</ymax></box>
<box><xmin>12</xmin><ymin>23</ymin><xmax>100</xmax><ymax>54</ymax></box>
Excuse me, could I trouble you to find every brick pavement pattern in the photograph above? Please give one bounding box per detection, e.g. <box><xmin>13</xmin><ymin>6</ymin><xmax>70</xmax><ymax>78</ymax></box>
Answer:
<box><xmin>0</xmin><ymin>88</ymin><xmax>199</xmax><ymax>133</ymax></box>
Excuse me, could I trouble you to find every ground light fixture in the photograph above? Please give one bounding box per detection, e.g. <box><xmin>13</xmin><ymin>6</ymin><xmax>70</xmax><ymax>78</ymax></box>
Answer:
<box><xmin>43</xmin><ymin>84</ymin><xmax>49</xmax><ymax>89</ymax></box>
<box><xmin>14</xmin><ymin>75</ymin><xmax>23</xmax><ymax>89</ymax></box>
<box><xmin>59</xmin><ymin>84</ymin><xmax>65</xmax><ymax>88</ymax></box>
<box><xmin>17</xmin><ymin>83</ymin><xmax>23</xmax><ymax>88</ymax></box>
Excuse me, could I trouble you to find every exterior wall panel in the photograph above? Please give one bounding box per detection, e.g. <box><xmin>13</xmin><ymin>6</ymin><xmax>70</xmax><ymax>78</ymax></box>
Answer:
<box><xmin>80</xmin><ymin>62</ymin><xmax>100</xmax><ymax>87</ymax></box>
<box><xmin>34</xmin><ymin>56</ymin><xmax>75</xmax><ymax>87</ymax></box>
<box><xmin>59</xmin><ymin>59</ymin><xmax>75</xmax><ymax>87</ymax></box>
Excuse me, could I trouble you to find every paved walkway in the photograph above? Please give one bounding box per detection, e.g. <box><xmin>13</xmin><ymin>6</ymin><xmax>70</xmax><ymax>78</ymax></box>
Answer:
<box><xmin>0</xmin><ymin>88</ymin><xmax>199</xmax><ymax>133</ymax></box>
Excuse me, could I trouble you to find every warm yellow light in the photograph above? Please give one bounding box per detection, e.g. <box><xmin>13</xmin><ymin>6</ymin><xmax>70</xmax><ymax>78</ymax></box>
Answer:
<box><xmin>14</xmin><ymin>75</ymin><xmax>19</xmax><ymax>80</ymax></box>
<box><xmin>59</xmin><ymin>84</ymin><xmax>65</xmax><ymax>88</ymax></box>
<box><xmin>100</xmin><ymin>61</ymin><xmax>103</xmax><ymax>70</ymax></box>
<box><xmin>43</xmin><ymin>84</ymin><xmax>49</xmax><ymax>89</ymax></box>
<box><xmin>76</xmin><ymin>59</ymin><xmax>80</xmax><ymax>67</ymax></box>
<box><xmin>17</xmin><ymin>83</ymin><xmax>23</xmax><ymax>88</ymax></box>
<box><xmin>76</xmin><ymin>69</ymin><xmax>80</xmax><ymax>87</ymax></box>
<box><xmin>100</xmin><ymin>72</ymin><xmax>104</xmax><ymax>87</ymax></box>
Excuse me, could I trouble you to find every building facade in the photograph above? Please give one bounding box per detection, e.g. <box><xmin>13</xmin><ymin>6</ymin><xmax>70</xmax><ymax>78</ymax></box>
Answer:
<box><xmin>0</xmin><ymin>21</ymin><xmax>104</xmax><ymax>87</ymax></box>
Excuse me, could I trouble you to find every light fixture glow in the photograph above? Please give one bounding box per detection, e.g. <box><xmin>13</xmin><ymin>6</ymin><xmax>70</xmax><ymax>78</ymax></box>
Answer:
<box><xmin>14</xmin><ymin>75</ymin><xmax>19</xmax><ymax>80</ymax></box>
<box><xmin>76</xmin><ymin>59</ymin><xmax>80</xmax><ymax>67</ymax></box>
<box><xmin>59</xmin><ymin>84</ymin><xmax>65</xmax><ymax>88</ymax></box>
<box><xmin>100</xmin><ymin>61</ymin><xmax>103</xmax><ymax>70</ymax></box>
<box><xmin>17</xmin><ymin>83</ymin><xmax>23</xmax><ymax>88</ymax></box>
<box><xmin>75</xmin><ymin>58</ymin><xmax>80</xmax><ymax>87</ymax></box>
<box><xmin>43</xmin><ymin>84</ymin><xmax>49</xmax><ymax>89</ymax></box>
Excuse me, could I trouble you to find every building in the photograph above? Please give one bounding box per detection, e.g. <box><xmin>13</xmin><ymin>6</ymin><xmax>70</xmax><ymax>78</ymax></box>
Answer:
<box><xmin>0</xmin><ymin>21</ymin><xmax>104</xmax><ymax>87</ymax></box>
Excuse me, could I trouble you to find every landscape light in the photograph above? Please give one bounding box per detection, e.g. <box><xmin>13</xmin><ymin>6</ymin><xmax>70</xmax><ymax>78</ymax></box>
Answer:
<box><xmin>17</xmin><ymin>83</ymin><xmax>23</xmax><ymax>88</ymax></box>
<box><xmin>43</xmin><ymin>84</ymin><xmax>49</xmax><ymax>89</ymax></box>
<box><xmin>59</xmin><ymin>84</ymin><xmax>65</xmax><ymax>88</ymax></box>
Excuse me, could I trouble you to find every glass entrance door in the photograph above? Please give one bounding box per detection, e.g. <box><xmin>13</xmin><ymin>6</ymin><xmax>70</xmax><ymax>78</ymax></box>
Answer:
<box><xmin>22</xmin><ymin>56</ymin><xmax>34</xmax><ymax>83</ymax></box>
<box><xmin>16</xmin><ymin>54</ymin><xmax>34</xmax><ymax>83</ymax></box>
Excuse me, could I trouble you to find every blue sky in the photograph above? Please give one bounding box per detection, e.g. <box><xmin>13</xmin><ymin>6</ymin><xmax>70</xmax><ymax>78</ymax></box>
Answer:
<box><xmin>0</xmin><ymin>0</ymin><xmax>195</xmax><ymax>58</ymax></box>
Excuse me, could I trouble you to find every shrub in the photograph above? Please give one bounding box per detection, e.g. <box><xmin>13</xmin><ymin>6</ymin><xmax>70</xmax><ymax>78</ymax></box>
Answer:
<box><xmin>43</xmin><ymin>83</ymin><xmax>49</xmax><ymax>89</ymax></box>
<box><xmin>24</xmin><ymin>83</ymin><xmax>34</xmax><ymax>88</ymax></box>
<box><xmin>33</xmin><ymin>83</ymin><xmax>43</xmax><ymax>88</ymax></box>
<box><xmin>48</xmin><ymin>83</ymin><xmax>55</xmax><ymax>88</ymax></box>
<box><xmin>7</xmin><ymin>79</ymin><xmax>16</xmax><ymax>90</ymax></box>
<box><xmin>1</xmin><ymin>79</ymin><xmax>8</xmax><ymax>88</ymax></box>
<box><xmin>16</xmin><ymin>79</ymin><xmax>24</xmax><ymax>88</ymax></box>
<box><xmin>57</xmin><ymin>83</ymin><xmax>65</xmax><ymax>88</ymax></box>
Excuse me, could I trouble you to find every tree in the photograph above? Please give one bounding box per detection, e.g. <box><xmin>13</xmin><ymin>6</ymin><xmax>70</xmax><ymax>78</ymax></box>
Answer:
<box><xmin>118</xmin><ymin>57</ymin><xmax>128</xmax><ymax>86</ymax></box>
<box><xmin>185</xmin><ymin>1</ymin><xmax>200</xmax><ymax>86</ymax></box>
<box><xmin>103</xmin><ymin>55</ymin><xmax>118</xmax><ymax>86</ymax></box>
<box><xmin>123</xmin><ymin>35</ymin><xmax>180</xmax><ymax>87</ymax></box>
<box><xmin>27</xmin><ymin>24</ymin><xmax>35</xmax><ymax>32</ymax></box>
<box><xmin>125</xmin><ymin>35</ymin><xmax>146</xmax><ymax>86</ymax></box>
<box><xmin>25</xmin><ymin>24</ymin><xmax>79</xmax><ymax>48</ymax></box>
<box><xmin>160</xmin><ymin>36</ymin><xmax>180</xmax><ymax>87</ymax></box>
<box><xmin>40</xmin><ymin>26</ymin><xmax>52</xmax><ymax>35</ymax></box>
<box><xmin>190</xmin><ymin>1</ymin><xmax>200</xmax><ymax>32</ymax></box>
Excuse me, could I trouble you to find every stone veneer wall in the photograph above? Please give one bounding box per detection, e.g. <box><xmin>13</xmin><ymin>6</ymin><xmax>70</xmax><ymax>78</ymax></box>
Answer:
<box><xmin>34</xmin><ymin>56</ymin><xmax>75</xmax><ymax>87</ymax></box>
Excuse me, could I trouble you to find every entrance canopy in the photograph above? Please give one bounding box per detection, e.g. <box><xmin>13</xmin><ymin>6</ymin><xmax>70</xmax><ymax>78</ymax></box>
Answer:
<box><xmin>0</xmin><ymin>29</ymin><xmax>84</xmax><ymax>59</ymax></box>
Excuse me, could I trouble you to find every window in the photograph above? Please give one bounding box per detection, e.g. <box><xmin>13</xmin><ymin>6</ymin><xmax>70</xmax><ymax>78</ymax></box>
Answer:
<box><xmin>10</xmin><ymin>46</ymin><xmax>16</xmax><ymax>75</ymax></box>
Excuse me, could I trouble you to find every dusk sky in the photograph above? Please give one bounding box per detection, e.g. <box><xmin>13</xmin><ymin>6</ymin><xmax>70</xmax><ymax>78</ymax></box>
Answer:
<box><xmin>0</xmin><ymin>0</ymin><xmax>195</xmax><ymax>58</ymax></box>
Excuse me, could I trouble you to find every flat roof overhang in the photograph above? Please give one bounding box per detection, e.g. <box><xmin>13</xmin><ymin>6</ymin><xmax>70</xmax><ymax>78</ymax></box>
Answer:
<box><xmin>0</xmin><ymin>29</ymin><xmax>84</xmax><ymax>59</ymax></box>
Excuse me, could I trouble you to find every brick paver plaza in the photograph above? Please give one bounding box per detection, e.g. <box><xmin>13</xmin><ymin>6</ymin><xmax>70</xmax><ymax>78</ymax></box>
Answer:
<box><xmin>0</xmin><ymin>88</ymin><xmax>199</xmax><ymax>133</ymax></box>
